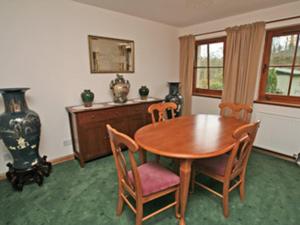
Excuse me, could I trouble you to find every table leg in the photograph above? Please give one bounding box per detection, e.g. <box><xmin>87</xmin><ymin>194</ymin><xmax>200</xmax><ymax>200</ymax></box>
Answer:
<box><xmin>138</xmin><ymin>149</ymin><xmax>147</xmax><ymax>164</ymax></box>
<box><xmin>179</xmin><ymin>159</ymin><xmax>192</xmax><ymax>225</ymax></box>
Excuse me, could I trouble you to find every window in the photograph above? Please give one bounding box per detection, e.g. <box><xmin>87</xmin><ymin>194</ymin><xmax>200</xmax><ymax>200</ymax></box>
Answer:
<box><xmin>193</xmin><ymin>37</ymin><xmax>225</xmax><ymax>97</ymax></box>
<box><xmin>259</xmin><ymin>25</ymin><xmax>300</xmax><ymax>105</ymax></box>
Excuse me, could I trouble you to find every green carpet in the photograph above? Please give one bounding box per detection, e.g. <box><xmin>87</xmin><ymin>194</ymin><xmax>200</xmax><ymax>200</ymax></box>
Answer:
<box><xmin>0</xmin><ymin>150</ymin><xmax>299</xmax><ymax>225</ymax></box>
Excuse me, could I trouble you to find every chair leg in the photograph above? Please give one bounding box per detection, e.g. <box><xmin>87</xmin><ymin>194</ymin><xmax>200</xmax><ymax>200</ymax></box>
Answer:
<box><xmin>138</xmin><ymin>149</ymin><xmax>147</xmax><ymax>164</ymax></box>
<box><xmin>155</xmin><ymin>155</ymin><xmax>160</xmax><ymax>163</ymax></box>
<box><xmin>175</xmin><ymin>188</ymin><xmax>180</xmax><ymax>219</ymax></box>
<box><xmin>173</xmin><ymin>159</ymin><xmax>180</xmax><ymax>173</ymax></box>
<box><xmin>190</xmin><ymin>167</ymin><xmax>196</xmax><ymax>194</ymax></box>
<box><xmin>239</xmin><ymin>175</ymin><xmax>245</xmax><ymax>201</ymax></box>
<box><xmin>222</xmin><ymin>182</ymin><xmax>229</xmax><ymax>218</ymax></box>
<box><xmin>135</xmin><ymin>200</ymin><xmax>143</xmax><ymax>225</ymax></box>
<box><xmin>116</xmin><ymin>187</ymin><xmax>125</xmax><ymax>216</ymax></box>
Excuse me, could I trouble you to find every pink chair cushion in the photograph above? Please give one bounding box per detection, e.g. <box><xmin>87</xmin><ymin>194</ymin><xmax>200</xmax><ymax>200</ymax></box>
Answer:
<box><xmin>128</xmin><ymin>162</ymin><xmax>180</xmax><ymax>196</ymax></box>
<box><xmin>195</xmin><ymin>154</ymin><xmax>230</xmax><ymax>176</ymax></box>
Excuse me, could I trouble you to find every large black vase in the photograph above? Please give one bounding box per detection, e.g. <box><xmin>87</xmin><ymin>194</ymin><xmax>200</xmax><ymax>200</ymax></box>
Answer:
<box><xmin>0</xmin><ymin>88</ymin><xmax>51</xmax><ymax>191</ymax></box>
<box><xmin>165</xmin><ymin>82</ymin><xmax>184</xmax><ymax>117</ymax></box>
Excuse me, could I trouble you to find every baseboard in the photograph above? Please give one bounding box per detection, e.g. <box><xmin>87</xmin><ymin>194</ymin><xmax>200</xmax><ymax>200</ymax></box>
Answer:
<box><xmin>0</xmin><ymin>174</ymin><xmax>6</xmax><ymax>181</ymax></box>
<box><xmin>253</xmin><ymin>146</ymin><xmax>295</xmax><ymax>162</ymax></box>
<box><xmin>50</xmin><ymin>154</ymin><xmax>75</xmax><ymax>165</ymax></box>
<box><xmin>0</xmin><ymin>153</ymin><xmax>74</xmax><ymax>181</ymax></box>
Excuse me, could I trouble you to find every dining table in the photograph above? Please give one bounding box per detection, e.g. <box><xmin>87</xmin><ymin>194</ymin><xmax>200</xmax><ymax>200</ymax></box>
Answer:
<box><xmin>134</xmin><ymin>114</ymin><xmax>247</xmax><ymax>225</ymax></box>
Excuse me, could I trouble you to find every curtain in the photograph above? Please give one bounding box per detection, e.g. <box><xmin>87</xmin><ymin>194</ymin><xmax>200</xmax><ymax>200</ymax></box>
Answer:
<box><xmin>179</xmin><ymin>35</ymin><xmax>195</xmax><ymax>115</ymax></box>
<box><xmin>222</xmin><ymin>22</ymin><xmax>266</xmax><ymax>106</ymax></box>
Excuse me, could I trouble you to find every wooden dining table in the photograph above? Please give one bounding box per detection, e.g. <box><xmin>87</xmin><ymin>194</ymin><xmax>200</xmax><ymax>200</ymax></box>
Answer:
<box><xmin>134</xmin><ymin>114</ymin><xmax>247</xmax><ymax>225</ymax></box>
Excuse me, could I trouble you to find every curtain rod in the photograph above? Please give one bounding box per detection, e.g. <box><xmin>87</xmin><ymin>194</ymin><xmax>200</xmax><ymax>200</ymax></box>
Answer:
<box><xmin>194</xmin><ymin>15</ymin><xmax>300</xmax><ymax>37</ymax></box>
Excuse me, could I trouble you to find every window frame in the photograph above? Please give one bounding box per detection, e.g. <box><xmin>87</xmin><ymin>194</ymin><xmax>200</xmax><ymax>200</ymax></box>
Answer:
<box><xmin>192</xmin><ymin>37</ymin><xmax>226</xmax><ymax>97</ymax></box>
<box><xmin>258</xmin><ymin>24</ymin><xmax>300</xmax><ymax>105</ymax></box>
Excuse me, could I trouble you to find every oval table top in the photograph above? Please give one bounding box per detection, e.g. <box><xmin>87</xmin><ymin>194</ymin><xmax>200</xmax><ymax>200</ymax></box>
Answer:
<box><xmin>134</xmin><ymin>114</ymin><xmax>247</xmax><ymax>159</ymax></box>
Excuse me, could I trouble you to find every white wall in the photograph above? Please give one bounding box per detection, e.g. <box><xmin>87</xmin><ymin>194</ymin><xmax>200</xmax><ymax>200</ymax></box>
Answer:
<box><xmin>179</xmin><ymin>1</ymin><xmax>300</xmax><ymax>157</ymax></box>
<box><xmin>0</xmin><ymin>0</ymin><xmax>179</xmax><ymax>173</ymax></box>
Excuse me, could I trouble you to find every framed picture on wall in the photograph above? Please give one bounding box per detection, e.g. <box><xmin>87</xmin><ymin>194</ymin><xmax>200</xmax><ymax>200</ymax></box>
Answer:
<box><xmin>88</xmin><ymin>35</ymin><xmax>135</xmax><ymax>73</ymax></box>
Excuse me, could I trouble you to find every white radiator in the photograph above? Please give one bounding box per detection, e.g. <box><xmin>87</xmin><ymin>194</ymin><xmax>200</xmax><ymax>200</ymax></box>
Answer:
<box><xmin>253</xmin><ymin>109</ymin><xmax>300</xmax><ymax>157</ymax></box>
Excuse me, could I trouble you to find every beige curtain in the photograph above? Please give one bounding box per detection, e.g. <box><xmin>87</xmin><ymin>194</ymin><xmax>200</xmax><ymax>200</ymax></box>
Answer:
<box><xmin>222</xmin><ymin>22</ymin><xmax>266</xmax><ymax>106</ymax></box>
<box><xmin>179</xmin><ymin>35</ymin><xmax>195</xmax><ymax>115</ymax></box>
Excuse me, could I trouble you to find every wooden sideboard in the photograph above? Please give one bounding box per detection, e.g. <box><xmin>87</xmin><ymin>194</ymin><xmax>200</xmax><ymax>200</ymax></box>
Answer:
<box><xmin>66</xmin><ymin>98</ymin><xmax>162</xmax><ymax>167</ymax></box>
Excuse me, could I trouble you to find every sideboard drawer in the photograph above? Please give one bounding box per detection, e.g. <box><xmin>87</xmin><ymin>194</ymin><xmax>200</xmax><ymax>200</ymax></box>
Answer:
<box><xmin>77</xmin><ymin>107</ymin><xmax>129</xmax><ymax>124</ymax></box>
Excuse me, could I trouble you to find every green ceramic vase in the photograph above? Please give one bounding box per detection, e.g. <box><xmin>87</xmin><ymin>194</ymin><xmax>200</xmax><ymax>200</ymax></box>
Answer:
<box><xmin>81</xmin><ymin>89</ymin><xmax>94</xmax><ymax>107</ymax></box>
<box><xmin>139</xmin><ymin>86</ymin><xmax>149</xmax><ymax>100</ymax></box>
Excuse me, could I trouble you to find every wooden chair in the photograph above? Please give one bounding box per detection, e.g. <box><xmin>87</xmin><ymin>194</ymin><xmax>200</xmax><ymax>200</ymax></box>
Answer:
<box><xmin>106</xmin><ymin>124</ymin><xmax>180</xmax><ymax>225</ymax></box>
<box><xmin>147</xmin><ymin>102</ymin><xmax>177</xmax><ymax>163</ymax></box>
<box><xmin>148</xmin><ymin>102</ymin><xmax>177</xmax><ymax>123</ymax></box>
<box><xmin>191</xmin><ymin>121</ymin><xmax>260</xmax><ymax>217</ymax></box>
<box><xmin>219</xmin><ymin>102</ymin><xmax>253</xmax><ymax>122</ymax></box>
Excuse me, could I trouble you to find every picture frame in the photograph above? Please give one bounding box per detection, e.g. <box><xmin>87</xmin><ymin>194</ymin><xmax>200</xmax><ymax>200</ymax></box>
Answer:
<box><xmin>88</xmin><ymin>35</ymin><xmax>135</xmax><ymax>73</ymax></box>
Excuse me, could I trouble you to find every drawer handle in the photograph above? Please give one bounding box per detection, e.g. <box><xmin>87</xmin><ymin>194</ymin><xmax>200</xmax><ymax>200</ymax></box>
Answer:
<box><xmin>91</xmin><ymin>115</ymin><xmax>95</xmax><ymax>119</ymax></box>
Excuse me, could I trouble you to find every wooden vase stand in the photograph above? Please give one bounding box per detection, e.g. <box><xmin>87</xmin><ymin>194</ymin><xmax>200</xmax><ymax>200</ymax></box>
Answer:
<box><xmin>6</xmin><ymin>156</ymin><xmax>52</xmax><ymax>191</ymax></box>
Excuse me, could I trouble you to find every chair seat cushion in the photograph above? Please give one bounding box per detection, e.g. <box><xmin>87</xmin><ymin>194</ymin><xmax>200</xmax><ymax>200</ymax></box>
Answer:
<box><xmin>128</xmin><ymin>162</ymin><xmax>180</xmax><ymax>196</ymax></box>
<box><xmin>195</xmin><ymin>154</ymin><xmax>230</xmax><ymax>176</ymax></box>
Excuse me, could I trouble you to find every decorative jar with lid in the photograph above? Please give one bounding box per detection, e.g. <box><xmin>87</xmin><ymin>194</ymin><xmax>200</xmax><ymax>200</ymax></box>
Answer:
<box><xmin>81</xmin><ymin>89</ymin><xmax>94</xmax><ymax>107</ymax></box>
<box><xmin>110</xmin><ymin>74</ymin><xmax>130</xmax><ymax>103</ymax></box>
<box><xmin>138</xmin><ymin>86</ymin><xmax>149</xmax><ymax>100</ymax></box>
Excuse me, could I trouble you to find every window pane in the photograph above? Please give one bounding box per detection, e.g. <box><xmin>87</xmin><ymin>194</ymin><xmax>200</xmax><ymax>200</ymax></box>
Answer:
<box><xmin>195</xmin><ymin>68</ymin><xmax>208</xmax><ymax>89</ymax></box>
<box><xmin>197</xmin><ymin>44</ymin><xmax>207</xmax><ymax>67</ymax></box>
<box><xmin>269</xmin><ymin>35</ymin><xmax>297</xmax><ymax>66</ymax></box>
<box><xmin>209</xmin><ymin>42</ymin><xmax>224</xmax><ymax>67</ymax></box>
<box><xmin>295</xmin><ymin>36</ymin><xmax>300</xmax><ymax>65</ymax></box>
<box><xmin>266</xmin><ymin>67</ymin><xmax>291</xmax><ymax>95</ymax></box>
<box><xmin>290</xmin><ymin>68</ymin><xmax>300</xmax><ymax>96</ymax></box>
<box><xmin>209</xmin><ymin>68</ymin><xmax>223</xmax><ymax>90</ymax></box>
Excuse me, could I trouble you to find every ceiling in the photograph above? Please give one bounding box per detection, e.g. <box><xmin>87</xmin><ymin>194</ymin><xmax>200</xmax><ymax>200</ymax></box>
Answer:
<box><xmin>73</xmin><ymin>0</ymin><xmax>299</xmax><ymax>27</ymax></box>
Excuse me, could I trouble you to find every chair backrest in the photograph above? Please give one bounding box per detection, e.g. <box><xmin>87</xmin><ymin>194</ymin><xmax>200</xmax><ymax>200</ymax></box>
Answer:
<box><xmin>148</xmin><ymin>102</ymin><xmax>177</xmax><ymax>123</ymax></box>
<box><xmin>225</xmin><ymin>121</ymin><xmax>260</xmax><ymax>179</ymax></box>
<box><xmin>106</xmin><ymin>124</ymin><xmax>143</xmax><ymax>196</ymax></box>
<box><xmin>219</xmin><ymin>102</ymin><xmax>253</xmax><ymax>122</ymax></box>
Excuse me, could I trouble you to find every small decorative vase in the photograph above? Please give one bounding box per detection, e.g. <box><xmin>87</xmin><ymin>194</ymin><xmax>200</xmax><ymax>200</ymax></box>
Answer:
<box><xmin>139</xmin><ymin>86</ymin><xmax>149</xmax><ymax>100</ymax></box>
<box><xmin>81</xmin><ymin>89</ymin><xmax>94</xmax><ymax>107</ymax></box>
<box><xmin>110</xmin><ymin>74</ymin><xmax>130</xmax><ymax>103</ymax></box>
<box><xmin>165</xmin><ymin>82</ymin><xmax>184</xmax><ymax>117</ymax></box>
<box><xmin>0</xmin><ymin>88</ymin><xmax>51</xmax><ymax>191</ymax></box>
